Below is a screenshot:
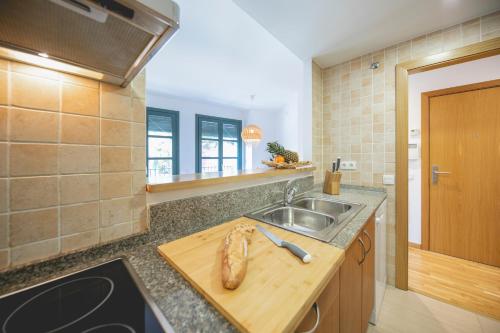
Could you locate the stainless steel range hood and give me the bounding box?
[0,0,179,87]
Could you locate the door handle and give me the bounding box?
[357,238,366,265]
[432,165,451,184]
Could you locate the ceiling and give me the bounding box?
[233,0,500,68]
[145,0,304,111]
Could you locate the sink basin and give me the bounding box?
[245,196,365,242]
[262,206,337,232]
[293,197,353,217]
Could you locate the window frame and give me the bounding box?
[146,107,180,177]
[195,114,243,173]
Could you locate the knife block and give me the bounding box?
[323,171,342,195]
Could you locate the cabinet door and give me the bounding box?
[296,272,340,333]
[361,215,375,333]
[339,236,363,333]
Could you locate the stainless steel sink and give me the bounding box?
[262,206,337,232]
[246,196,365,242]
[293,197,354,216]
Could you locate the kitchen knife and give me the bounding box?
[336,157,341,171]
[256,225,312,263]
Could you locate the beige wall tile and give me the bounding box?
[102,82,131,97]
[101,147,131,172]
[0,70,7,106]
[131,147,146,171]
[59,145,99,174]
[100,173,131,199]
[131,71,146,99]
[61,73,99,89]
[61,202,99,235]
[0,214,7,249]
[132,218,148,234]
[0,179,6,213]
[10,144,58,176]
[462,18,480,45]
[100,198,131,227]
[61,230,98,253]
[131,123,145,147]
[61,114,99,144]
[9,208,58,246]
[11,73,59,111]
[132,171,146,195]
[131,195,146,220]
[0,143,6,177]
[100,222,132,243]
[0,59,7,70]
[62,83,99,116]
[101,93,131,121]
[101,119,131,146]
[131,98,145,123]
[10,177,58,211]
[10,108,59,143]
[0,249,8,269]
[10,62,61,80]
[11,239,59,266]
[0,107,6,140]
[481,11,500,41]
[60,174,99,205]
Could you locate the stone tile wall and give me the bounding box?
[0,60,147,270]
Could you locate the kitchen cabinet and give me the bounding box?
[339,215,375,333]
[296,271,340,333]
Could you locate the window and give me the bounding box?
[146,108,179,180]
[196,115,242,173]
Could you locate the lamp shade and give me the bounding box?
[241,124,262,143]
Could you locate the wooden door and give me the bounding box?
[361,216,375,333]
[339,236,363,333]
[425,80,500,266]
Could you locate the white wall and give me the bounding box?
[147,92,287,174]
[245,108,284,168]
[408,55,500,244]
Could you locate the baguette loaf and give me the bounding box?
[221,223,255,290]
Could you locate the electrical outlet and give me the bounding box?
[383,174,395,185]
[340,161,357,170]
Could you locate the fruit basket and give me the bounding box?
[262,160,313,169]
[262,141,313,169]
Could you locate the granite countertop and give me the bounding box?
[0,185,386,332]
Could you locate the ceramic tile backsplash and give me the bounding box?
[0,60,146,271]
[313,10,500,285]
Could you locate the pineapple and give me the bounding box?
[283,150,299,163]
[266,141,299,163]
[266,141,286,159]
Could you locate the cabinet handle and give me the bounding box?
[357,238,366,265]
[363,230,372,254]
[298,302,320,333]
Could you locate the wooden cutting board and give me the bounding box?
[157,217,345,333]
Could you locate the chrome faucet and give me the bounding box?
[283,179,299,206]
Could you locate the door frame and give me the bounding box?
[420,79,500,250]
[395,37,500,290]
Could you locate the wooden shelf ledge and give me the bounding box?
[146,167,316,193]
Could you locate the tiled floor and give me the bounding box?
[367,286,500,333]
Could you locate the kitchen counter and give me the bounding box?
[0,185,386,332]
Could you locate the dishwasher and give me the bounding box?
[370,199,387,324]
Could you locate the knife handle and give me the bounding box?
[282,241,312,263]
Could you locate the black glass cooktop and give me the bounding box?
[0,258,173,333]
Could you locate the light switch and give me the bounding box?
[383,174,395,185]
